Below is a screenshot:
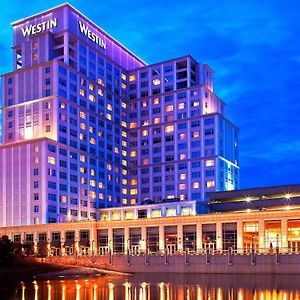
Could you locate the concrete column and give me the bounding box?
[108,227,113,253]
[60,230,65,256]
[216,222,223,252]
[237,221,243,253]
[74,229,80,256]
[159,225,165,253]
[33,231,38,256]
[124,227,130,255]
[281,218,288,252]
[90,227,97,255]
[177,224,183,252]
[196,223,203,253]
[258,219,265,252]
[141,225,147,252]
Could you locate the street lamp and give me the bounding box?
[251,234,254,252]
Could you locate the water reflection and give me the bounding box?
[3,274,300,300]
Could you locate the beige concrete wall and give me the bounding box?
[47,252,300,275]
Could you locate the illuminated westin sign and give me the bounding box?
[78,20,106,49]
[21,18,58,37]
[20,17,106,50]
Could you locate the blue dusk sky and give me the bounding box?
[0,0,299,189]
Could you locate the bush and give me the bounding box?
[0,235,15,266]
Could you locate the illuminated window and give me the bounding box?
[122,102,126,109]
[130,199,136,205]
[142,129,148,136]
[121,83,126,89]
[122,160,127,167]
[206,180,215,188]
[179,194,185,201]
[98,131,104,137]
[131,179,137,185]
[90,191,96,199]
[89,126,94,133]
[178,103,185,109]
[122,141,127,147]
[99,193,104,200]
[181,207,192,216]
[142,158,149,165]
[130,122,137,129]
[165,125,174,133]
[34,146,39,152]
[206,160,214,167]
[79,133,86,141]
[111,211,121,220]
[192,131,200,138]
[179,133,186,140]
[34,157,39,164]
[106,113,112,120]
[192,101,200,107]
[179,183,186,190]
[180,173,186,180]
[152,78,161,85]
[60,195,67,203]
[98,89,104,96]
[107,103,112,111]
[151,209,161,218]
[98,78,104,86]
[89,94,95,102]
[130,189,138,195]
[153,98,160,105]
[89,84,95,90]
[122,169,127,175]
[129,75,136,82]
[90,180,96,187]
[90,169,95,176]
[99,182,105,189]
[48,156,56,165]
[60,103,66,109]
[153,117,160,124]
[80,167,86,173]
[121,74,127,80]
[33,54,38,61]
[193,182,200,189]
[130,151,136,157]
[79,89,85,97]
[107,164,112,171]
[122,179,127,185]
[122,150,127,156]
[81,177,86,184]
[142,101,148,107]
[165,105,173,112]
[141,120,149,126]
[125,211,134,219]
[80,155,86,162]
[180,153,186,160]
[166,208,176,217]
[122,121,127,128]
[80,111,86,119]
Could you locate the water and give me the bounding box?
[1,274,300,300]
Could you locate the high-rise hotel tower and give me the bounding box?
[0,4,239,226]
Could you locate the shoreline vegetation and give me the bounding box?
[0,234,129,280]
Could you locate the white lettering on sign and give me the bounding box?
[21,18,58,37]
[78,20,106,50]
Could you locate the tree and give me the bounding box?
[0,235,15,266]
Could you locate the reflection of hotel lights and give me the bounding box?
[286,205,291,211]
[285,193,291,200]
[245,196,251,203]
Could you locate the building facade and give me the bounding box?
[0,3,239,227]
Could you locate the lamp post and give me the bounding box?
[251,234,254,253]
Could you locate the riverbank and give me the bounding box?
[0,257,131,280]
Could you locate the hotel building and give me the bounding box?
[0,3,239,227]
